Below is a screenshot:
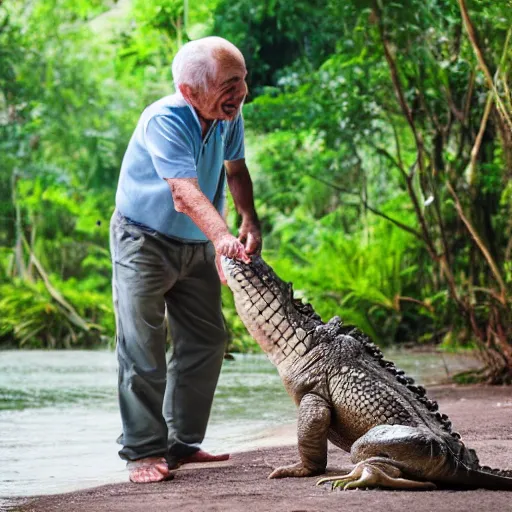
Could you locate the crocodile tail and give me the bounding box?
[457,467,512,490]
[446,441,512,490]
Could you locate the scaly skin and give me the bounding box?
[221,256,512,491]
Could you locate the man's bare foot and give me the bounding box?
[179,449,230,465]
[127,456,172,483]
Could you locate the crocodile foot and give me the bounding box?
[269,462,324,479]
[316,460,436,491]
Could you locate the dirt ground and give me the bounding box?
[10,384,512,512]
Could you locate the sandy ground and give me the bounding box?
[9,384,512,512]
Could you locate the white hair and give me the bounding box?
[172,36,244,92]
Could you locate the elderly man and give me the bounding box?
[110,36,261,483]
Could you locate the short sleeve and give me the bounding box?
[145,115,197,179]
[224,114,245,161]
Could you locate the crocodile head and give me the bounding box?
[221,255,322,365]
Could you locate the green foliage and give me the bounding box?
[212,0,340,93]
[0,0,131,348]
[0,276,112,348]
[263,206,436,344]
[0,0,511,376]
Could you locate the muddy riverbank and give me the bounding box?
[11,384,512,512]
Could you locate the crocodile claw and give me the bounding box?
[316,461,436,491]
[269,463,323,479]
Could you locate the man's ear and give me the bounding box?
[179,84,196,104]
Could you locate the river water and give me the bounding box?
[0,349,481,503]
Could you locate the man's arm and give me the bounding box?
[166,177,250,262]
[224,159,261,254]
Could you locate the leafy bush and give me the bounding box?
[0,278,112,348]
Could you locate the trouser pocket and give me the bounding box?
[112,220,145,264]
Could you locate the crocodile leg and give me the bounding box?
[269,393,331,478]
[317,425,443,490]
[317,457,436,490]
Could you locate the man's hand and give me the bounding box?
[213,233,251,262]
[215,254,227,284]
[238,220,262,255]
[213,233,250,285]
[165,178,254,282]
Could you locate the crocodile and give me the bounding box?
[221,255,512,490]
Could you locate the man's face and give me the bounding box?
[184,49,248,122]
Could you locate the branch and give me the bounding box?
[388,116,404,171]
[372,1,438,260]
[21,237,91,331]
[371,145,405,177]
[372,1,425,161]
[11,169,27,280]
[444,84,465,123]
[393,295,435,313]
[302,172,359,197]
[446,181,507,303]
[362,201,423,240]
[500,30,512,114]
[457,0,494,88]
[458,0,512,131]
[418,83,442,133]
[505,234,512,263]
[468,92,493,187]
[463,70,475,124]
[304,169,422,239]
[472,287,509,305]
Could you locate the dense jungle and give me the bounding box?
[1,0,511,383]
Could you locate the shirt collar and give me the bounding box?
[175,90,226,135]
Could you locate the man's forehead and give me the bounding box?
[213,47,246,76]
[220,75,245,86]
[213,45,244,64]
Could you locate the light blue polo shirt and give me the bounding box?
[115,92,245,242]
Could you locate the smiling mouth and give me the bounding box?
[222,103,238,115]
